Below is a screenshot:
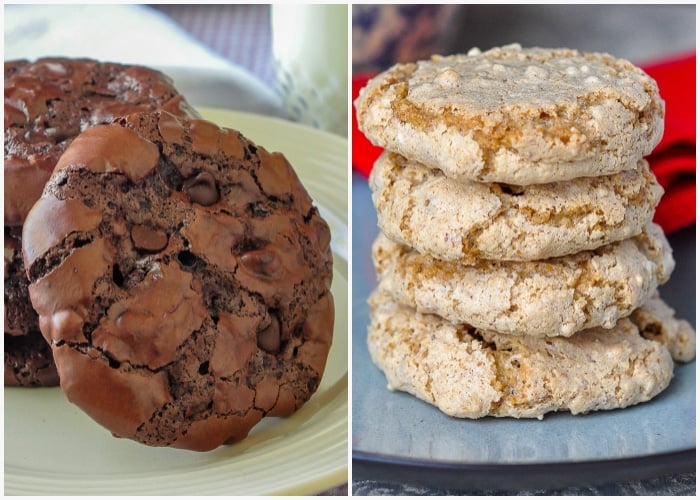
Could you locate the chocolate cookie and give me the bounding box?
[5,227,59,386]
[4,58,199,387]
[4,329,60,387]
[22,111,334,451]
[5,57,198,226]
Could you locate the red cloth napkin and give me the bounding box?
[351,53,696,234]
[642,53,696,233]
[352,72,384,179]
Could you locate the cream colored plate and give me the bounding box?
[4,109,349,495]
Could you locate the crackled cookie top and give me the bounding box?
[370,151,662,262]
[4,57,199,226]
[367,290,674,419]
[4,59,199,384]
[5,227,59,387]
[373,223,673,337]
[355,44,664,184]
[22,111,334,451]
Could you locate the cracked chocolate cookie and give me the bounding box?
[367,290,675,419]
[355,43,664,185]
[5,229,59,386]
[370,151,663,262]
[373,223,674,337]
[4,331,59,387]
[21,111,334,451]
[5,57,198,226]
[5,58,199,387]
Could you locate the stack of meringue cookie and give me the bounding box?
[355,44,695,419]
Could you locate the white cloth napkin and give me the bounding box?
[4,4,285,117]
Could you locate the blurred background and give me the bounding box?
[153,4,348,136]
[5,4,348,137]
[151,4,276,89]
[353,4,695,73]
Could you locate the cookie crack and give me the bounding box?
[244,151,282,208]
[459,203,508,263]
[252,383,281,416]
[55,339,163,373]
[26,230,97,282]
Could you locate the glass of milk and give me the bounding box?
[271,4,348,137]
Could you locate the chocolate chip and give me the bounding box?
[183,171,219,206]
[157,159,184,190]
[130,224,168,253]
[176,250,197,268]
[257,316,280,353]
[112,264,125,287]
[240,249,281,278]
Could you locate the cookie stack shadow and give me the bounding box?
[355,44,695,419]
